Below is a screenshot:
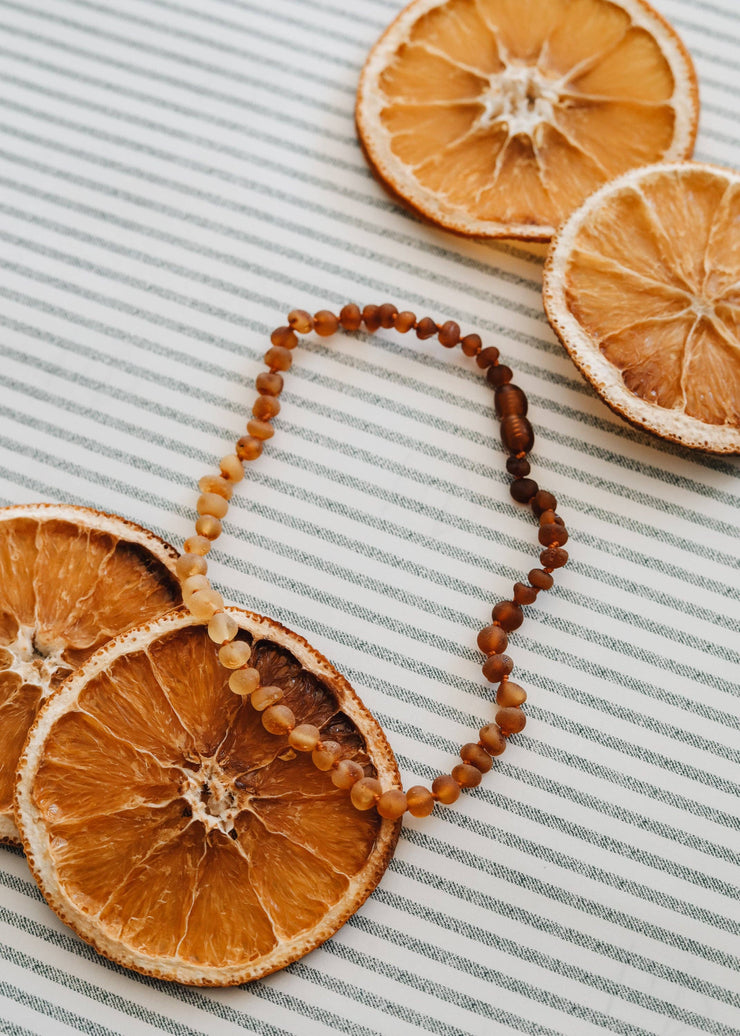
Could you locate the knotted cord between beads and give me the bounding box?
[175,304,569,821]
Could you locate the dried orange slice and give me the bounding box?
[543,162,740,453]
[15,608,400,985]
[356,0,698,239]
[0,504,181,844]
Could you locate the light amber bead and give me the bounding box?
[482,653,513,682]
[264,346,292,371]
[219,454,244,482]
[182,574,210,599]
[312,740,341,771]
[513,581,538,605]
[314,310,339,336]
[529,568,554,590]
[195,515,221,540]
[350,777,382,810]
[251,684,283,711]
[461,333,481,357]
[199,474,233,500]
[183,535,212,556]
[362,304,381,332]
[452,763,482,788]
[377,789,407,819]
[256,371,283,396]
[461,743,493,773]
[477,624,508,655]
[288,308,313,333]
[475,346,499,368]
[187,587,223,619]
[331,759,364,789]
[218,640,252,669]
[229,667,261,697]
[415,316,437,339]
[208,611,238,644]
[271,326,298,349]
[479,723,506,755]
[339,303,362,330]
[438,320,460,347]
[406,785,434,817]
[197,492,228,519]
[247,419,274,441]
[491,600,524,632]
[252,395,280,422]
[496,681,527,707]
[432,774,460,804]
[289,724,321,752]
[378,303,398,329]
[176,553,207,579]
[236,436,263,461]
[496,706,526,735]
[263,704,295,734]
[395,310,416,333]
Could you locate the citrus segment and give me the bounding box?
[0,504,180,843]
[16,609,401,985]
[356,0,698,238]
[544,163,740,452]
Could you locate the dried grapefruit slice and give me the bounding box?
[543,162,740,453]
[0,504,181,844]
[356,0,698,239]
[15,608,400,985]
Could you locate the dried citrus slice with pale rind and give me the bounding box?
[15,608,401,986]
[543,162,740,454]
[356,0,698,239]
[0,504,181,844]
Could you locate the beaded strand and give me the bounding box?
[175,304,569,822]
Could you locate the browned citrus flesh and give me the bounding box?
[15,609,401,985]
[0,504,181,844]
[543,162,740,453]
[356,0,698,239]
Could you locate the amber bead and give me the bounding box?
[362,304,382,332]
[264,346,292,372]
[461,333,481,357]
[236,436,262,461]
[513,581,538,605]
[475,346,499,368]
[314,310,339,337]
[195,515,221,540]
[256,371,283,396]
[395,310,416,333]
[229,667,260,697]
[339,303,362,330]
[501,414,534,455]
[476,624,508,655]
[539,523,568,547]
[479,723,506,755]
[496,681,527,707]
[496,706,526,735]
[406,785,435,817]
[270,326,298,350]
[312,740,341,771]
[494,384,528,418]
[524,571,551,595]
[288,724,321,752]
[288,308,313,333]
[540,547,568,569]
[510,478,538,503]
[460,743,493,773]
[199,474,233,500]
[487,364,513,388]
[331,759,364,789]
[415,316,437,340]
[491,600,524,631]
[538,509,556,526]
[245,419,273,441]
[220,454,244,483]
[506,456,530,478]
[218,640,252,669]
[452,763,482,788]
[252,394,280,421]
[176,553,207,579]
[532,490,557,517]
[378,303,398,329]
[251,684,283,711]
[432,774,460,804]
[482,653,513,682]
[263,704,295,734]
[197,492,228,518]
[183,535,211,556]
[438,320,460,347]
[351,777,382,811]
[377,789,408,820]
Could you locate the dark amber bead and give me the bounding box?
[479,723,506,755]
[438,320,461,347]
[540,547,568,569]
[362,304,382,332]
[264,346,292,372]
[378,303,398,329]
[496,681,527,707]
[476,624,508,654]
[501,415,534,454]
[314,310,339,337]
[539,523,568,547]
[487,364,513,387]
[491,600,524,631]
[513,581,538,605]
[538,509,556,526]
[475,346,499,368]
[288,309,313,333]
[461,742,493,773]
[339,303,362,330]
[529,568,554,590]
[461,333,481,357]
[532,490,557,516]
[236,436,263,461]
[496,706,526,734]
[510,478,538,503]
[416,316,437,340]
[271,326,298,349]
[494,384,528,418]
[506,456,530,478]
[395,310,416,333]
[482,653,513,682]
[253,394,281,421]
[256,371,283,396]
[432,774,460,804]
[452,763,482,788]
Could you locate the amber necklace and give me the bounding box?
[174,303,569,821]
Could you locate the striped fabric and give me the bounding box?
[0,0,738,1033]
